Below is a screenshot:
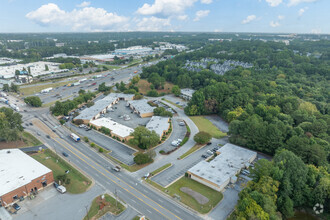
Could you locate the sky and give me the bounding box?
[0,0,328,33]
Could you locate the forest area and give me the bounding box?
[141,39,330,219]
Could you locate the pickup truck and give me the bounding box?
[112,165,121,172]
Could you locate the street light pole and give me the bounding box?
[85,205,89,220]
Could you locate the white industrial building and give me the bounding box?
[187,143,257,192]
[180,88,195,100]
[90,118,134,141]
[0,61,64,79]
[146,116,170,139]
[74,93,134,123]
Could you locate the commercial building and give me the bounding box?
[146,116,170,139]
[180,88,195,100]
[187,143,257,192]
[0,61,63,79]
[127,99,155,118]
[114,46,152,55]
[74,93,134,123]
[90,118,134,141]
[0,149,54,207]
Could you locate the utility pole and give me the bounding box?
[85,205,89,220]
[115,188,118,208]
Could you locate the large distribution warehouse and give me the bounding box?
[0,149,54,207]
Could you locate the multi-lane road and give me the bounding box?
[20,106,202,220]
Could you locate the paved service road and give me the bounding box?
[24,111,202,220]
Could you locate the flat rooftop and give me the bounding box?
[127,99,155,115]
[188,143,257,188]
[75,93,134,120]
[0,149,52,197]
[181,88,196,97]
[91,118,134,138]
[146,116,169,137]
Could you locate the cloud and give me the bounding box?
[288,0,317,7]
[201,0,213,4]
[177,15,188,20]
[134,16,171,31]
[270,21,280,27]
[193,10,210,21]
[242,15,257,24]
[265,0,282,7]
[278,15,285,20]
[76,1,90,8]
[136,0,197,17]
[298,7,308,16]
[26,3,129,31]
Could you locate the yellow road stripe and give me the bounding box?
[53,138,182,220]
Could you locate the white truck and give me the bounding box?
[73,82,80,86]
[41,87,53,93]
[56,185,67,194]
[70,133,80,142]
[9,103,19,111]
[0,92,7,97]
[79,78,87,83]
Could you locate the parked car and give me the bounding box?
[46,135,51,139]
[179,121,185,126]
[206,142,212,145]
[13,203,21,211]
[62,152,69,157]
[29,122,33,125]
[201,155,207,158]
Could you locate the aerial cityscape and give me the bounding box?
[0,1,329,220]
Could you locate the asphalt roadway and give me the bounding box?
[20,108,202,220]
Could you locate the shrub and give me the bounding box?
[134,153,152,165]
[59,119,65,125]
[159,150,165,154]
[90,142,95,148]
[146,90,158,97]
[194,131,212,144]
[83,137,89,142]
[98,147,104,153]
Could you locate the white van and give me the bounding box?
[56,185,67,194]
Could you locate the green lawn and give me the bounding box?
[190,116,227,139]
[162,99,183,109]
[98,64,121,70]
[150,163,171,176]
[32,149,91,194]
[22,131,42,147]
[179,144,204,159]
[20,80,76,96]
[146,177,223,214]
[84,194,126,220]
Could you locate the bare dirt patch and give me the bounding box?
[0,140,26,149]
[180,187,209,205]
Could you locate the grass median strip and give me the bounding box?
[162,98,182,109]
[31,149,91,194]
[189,116,226,139]
[84,194,126,220]
[179,144,204,159]
[150,163,171,176]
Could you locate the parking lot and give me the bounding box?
[156,117,187,154]
[151,138,228,187]
[13,184,104,220]
[104,100,150,128]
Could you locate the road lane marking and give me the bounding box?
[52,138,181,220]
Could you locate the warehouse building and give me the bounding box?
[146,116,170,139]
[187,143,257,192]
[0,149,54,207]
[127,99,155,118]
[90,118,134,141]
[180,88,195,100]
[74,93,134,123]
